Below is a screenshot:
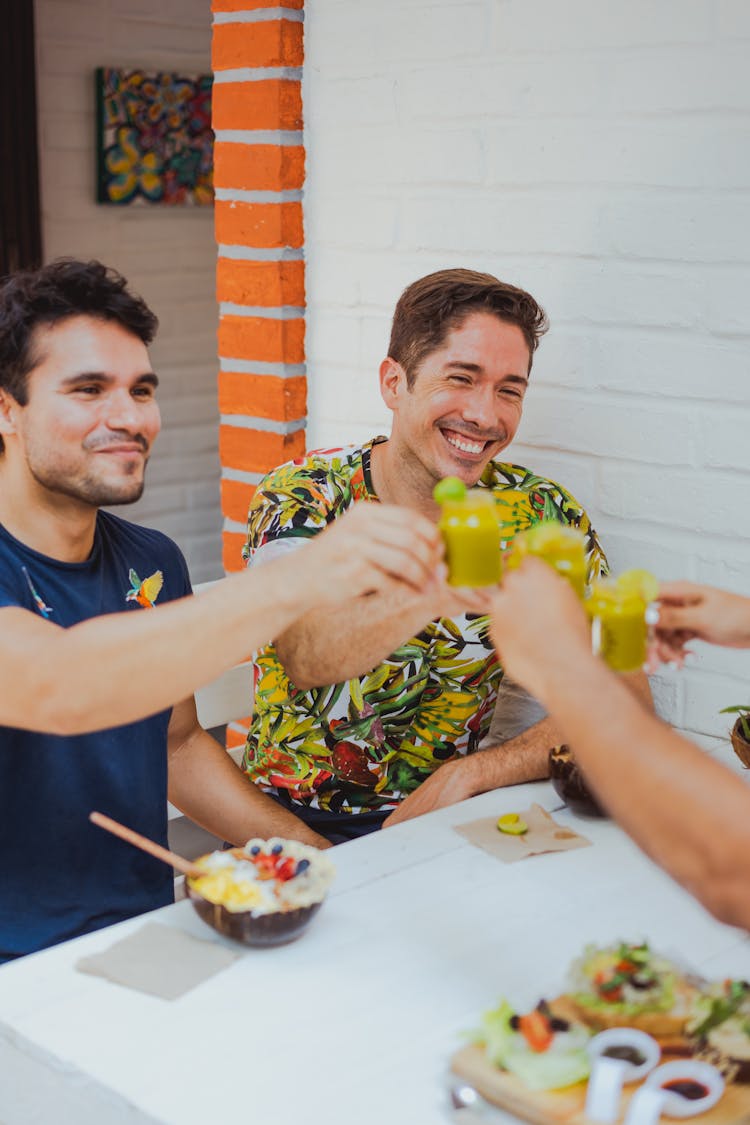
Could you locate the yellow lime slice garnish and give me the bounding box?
[433,476,467,505]
[617,568,659,603]
[496,813,528,835]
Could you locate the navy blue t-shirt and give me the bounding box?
[0,511,192,962]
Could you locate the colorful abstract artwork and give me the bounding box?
[95,68,213,206]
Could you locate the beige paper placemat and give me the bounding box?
[454,803,591,863]
[76,921,241,1000]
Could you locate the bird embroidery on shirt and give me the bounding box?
[126,568,164,609]
[22,567,53,618]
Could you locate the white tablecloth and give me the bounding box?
[1,781,748,1125]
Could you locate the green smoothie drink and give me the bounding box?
[434,478,502,587]
[585,571,657,672]
[505,520,587,598]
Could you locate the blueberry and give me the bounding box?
[296,859,310,873]
[250,845,261,855]
[271,844,283,855]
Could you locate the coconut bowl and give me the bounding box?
[549,744,607,818]
[184,838,334,948]
[731,719,750,769]
[185,882,324,947]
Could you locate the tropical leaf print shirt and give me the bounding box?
[241,438,607,817]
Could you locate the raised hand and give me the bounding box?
[656,581,750,656]
[301,501,444,604]
[431,580,495,619]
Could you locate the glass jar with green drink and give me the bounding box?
[504,520,588,599]
[434,478,502,587]
[585,574,654,673]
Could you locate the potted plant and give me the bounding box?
[720,705,750,768]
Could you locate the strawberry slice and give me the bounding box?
[518,1010,554,1052]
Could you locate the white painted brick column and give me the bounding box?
[303,0,750,741]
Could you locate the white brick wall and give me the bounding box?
[304,0,750,740]
[34,0,223,582]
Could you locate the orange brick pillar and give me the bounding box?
[212,0,307,575]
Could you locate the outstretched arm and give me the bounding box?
[489,560,750,931]
[0,503,443,735]
[276,580,486,689]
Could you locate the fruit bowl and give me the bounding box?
[185,838,334,948]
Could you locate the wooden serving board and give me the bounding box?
[450,1045,750,1125]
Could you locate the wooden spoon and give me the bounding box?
[89,810,206,879]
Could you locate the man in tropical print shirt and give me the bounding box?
[242,269,652,842]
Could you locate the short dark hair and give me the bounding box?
[388,268,548,387]
[0,258,158,450]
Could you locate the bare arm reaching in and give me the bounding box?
[276,579,486,689]
[488,560,750,931]
[0,503,443,735]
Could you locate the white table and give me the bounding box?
[1,781,748,1125]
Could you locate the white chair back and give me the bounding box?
[192,580,254,729]
[195,660,254,730]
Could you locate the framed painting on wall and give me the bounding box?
[95,67,213,206]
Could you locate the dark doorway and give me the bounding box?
[0,0,43,276]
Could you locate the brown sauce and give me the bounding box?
[662,1079,709,1101]
[602,1046,646,1066]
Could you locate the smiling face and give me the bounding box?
[0,315,161,507]
[380,311,530,491]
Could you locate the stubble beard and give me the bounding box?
[27,454,147,507]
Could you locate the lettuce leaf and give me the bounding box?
[474,1000,590,1092]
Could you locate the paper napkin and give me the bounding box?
[454,802,591,863]
[76,921,241,1000]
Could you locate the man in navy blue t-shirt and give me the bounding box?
[0,259,444,961]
